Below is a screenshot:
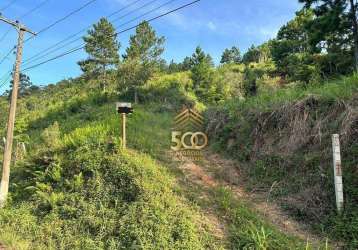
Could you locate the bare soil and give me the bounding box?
[176,151,331,247]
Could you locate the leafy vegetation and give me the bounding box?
[0,86,218,249]
[1,1,358,248]
[206,75,358,248]
[0,82,311,249]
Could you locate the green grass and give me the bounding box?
[0,75,336,249]
[0,118,214,249]
[0,86,218,249]
[212,187,328,250]
[223,74,358,113]
[207,74,358,248]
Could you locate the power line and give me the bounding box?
[0,76,11,90]
[0,71,10,84]
[24,0,98,43]
[1,0,133,81]
[0,0,51,45]
[0,46,15,67]
[0,0,97,66]
[22,0,152,66]
[0,0,18,12]
[0,65,13,90]
[113,0,177,27]
[0,28,12,44]
[0,71,12,90]
[19,0,51,20]
[23,0,178,67]
[22,0,200,72]
[0,46,15,65]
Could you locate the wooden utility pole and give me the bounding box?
[0,15,36,208]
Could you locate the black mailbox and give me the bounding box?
[116,102,133,114]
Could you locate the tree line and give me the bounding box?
[3,0,358,102]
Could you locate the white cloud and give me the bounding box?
[207,21,216,31]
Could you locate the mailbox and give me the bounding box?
[116,102,133,114]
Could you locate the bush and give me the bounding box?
[139,72,196,107]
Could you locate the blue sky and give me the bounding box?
[0,0,301,91]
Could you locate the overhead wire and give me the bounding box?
[0,71,12,90]
[0,46,15,65]
[21,0,154,66]
[1,0,201,91]
[24,0,98,43]
[0,0,98,66]
[22,0,200,72]
[0,0,137,90]
[22,0,178,67]
[0,0,51,45]
[0,0,19,12]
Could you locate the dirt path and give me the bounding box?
[176,160,228,244]
[176,151,327,247]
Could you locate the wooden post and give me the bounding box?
[116,102,132,149]
[122,113,126,149]
[332,134,344,213]
[0,16,36,208]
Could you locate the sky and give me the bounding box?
[0,0,302,92]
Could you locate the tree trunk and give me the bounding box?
[349,0,358,72]
[134,88,138,104]
[102,65,107,93]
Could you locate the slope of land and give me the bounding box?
[0,78,322,249]
[206,75,358,249]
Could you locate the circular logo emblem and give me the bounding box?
[181,132,208,150]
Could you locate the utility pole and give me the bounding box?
[0,15,36,208]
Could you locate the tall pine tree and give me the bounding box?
[190,46,215,101]
[220,46,241,64]
[299,0,358,71]
[78,18,120,90]
[119,21,165,103]
[5,73,34,100]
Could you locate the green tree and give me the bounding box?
[78,18,120,91]
[242,45,261,64]
[243,66,258,97]
[220,46,241,64]
[190,46,215,101]
[181,56,194,71]
[167,60,182,73]
[6,73,35,99]
[191,46,214,67]
[299,0,358,71]
[270,9,316,79]
[119,21,165,103]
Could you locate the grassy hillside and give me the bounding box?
[0,84,215,249]
[0,77,318,249]
[206,75,358,248]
